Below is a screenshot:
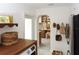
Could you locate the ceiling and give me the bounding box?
[0,3,78,10]
[0,3,75,10]
[20,3,74,9]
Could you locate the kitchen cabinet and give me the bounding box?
[0,39,37,55]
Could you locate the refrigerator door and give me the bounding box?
[73,15,79,55]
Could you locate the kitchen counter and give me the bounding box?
[0,39,37,55]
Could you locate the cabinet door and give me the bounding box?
[20,49,31,55]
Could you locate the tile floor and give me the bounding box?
[38,38,51,55]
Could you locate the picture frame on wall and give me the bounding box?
[0,16,13,23]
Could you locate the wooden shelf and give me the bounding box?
[0,23,18,28]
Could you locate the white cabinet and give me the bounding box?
[20,44,36,55]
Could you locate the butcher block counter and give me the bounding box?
[0,39,37,55]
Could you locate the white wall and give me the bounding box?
[35,6,73,54]
[0,4,35,39]
[0,11,25,39]
[72,4,79,15]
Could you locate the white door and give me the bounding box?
[25,18,32,40]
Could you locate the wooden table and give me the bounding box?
[0,39,37,55]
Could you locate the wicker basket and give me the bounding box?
[1,32,18,46]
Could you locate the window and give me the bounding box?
[25,18,32,39]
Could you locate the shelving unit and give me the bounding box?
[38,15,50,45]
[0,23,18,28]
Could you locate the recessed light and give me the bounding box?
[48,3,54,6]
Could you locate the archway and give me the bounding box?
[37,15,51,55]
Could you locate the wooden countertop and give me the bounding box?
[0,39,37,55]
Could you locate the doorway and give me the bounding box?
[25,18,32,39]
[37,15,51,55]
